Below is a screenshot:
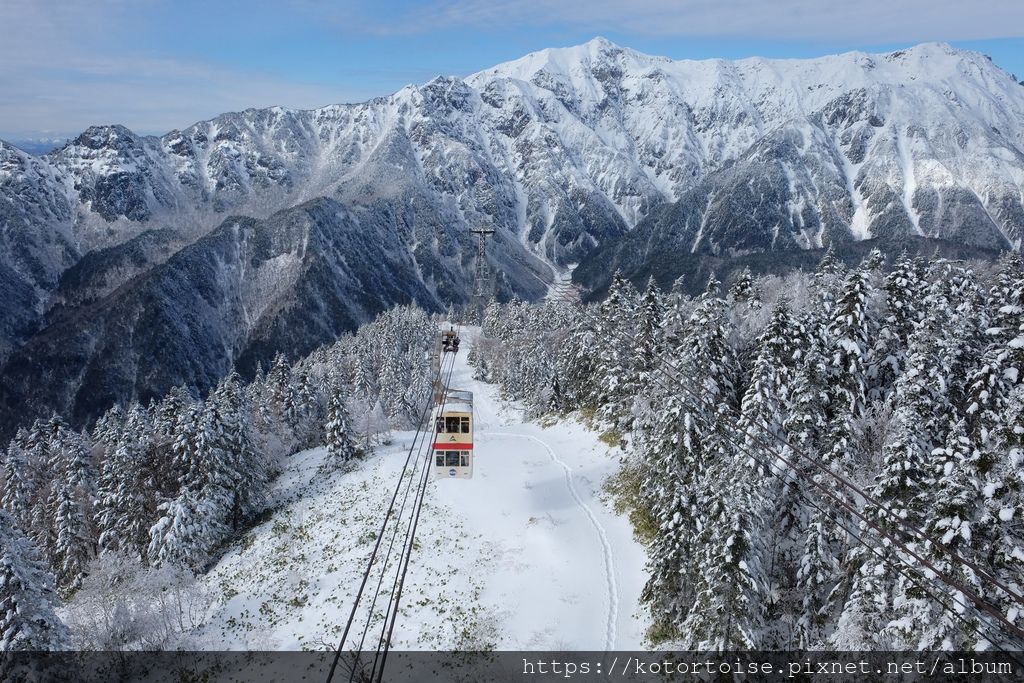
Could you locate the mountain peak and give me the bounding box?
[68,124,142,152]
[469,35,665,83]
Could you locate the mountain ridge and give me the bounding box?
[1,38,1023,437]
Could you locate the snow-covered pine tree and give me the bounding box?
[874,253,928,393]
[816,242,845,277]
[794,507,841,648]
[153,386,191,439]
[543,371,564,414]
[988,251,1024,347]
[679,470,767,649]
[874,309,950,533]
[967,275,1024,447]
[972,382,1024,641]
[639,291,739,637]
[95,437,149,559]
[325,384,358,468]
[21,419,56,557]
[206,372,265,529]
[886,418,983,650]
[811,243,847,331]
[785,315,846,644]
[265,353,294,425]
[738,299,800,474]
[0,510,71,651]
[293,364,324,446]
[936,266,988,412]
[661,276,692,350]
[830,555,889,649]
[38,424,97,593]
[824,266,875,463]
[728,266,761,309]
[555,323,599,412]
[50,481,90,593]
[861,247,885,273]
[147,487,223,571]
[735,298,811,644]
[880,266,983,481]
[634,278,664,382]
[596,272,639,428]
[90,404,125,451]
[704,271,721,298]
[1,430,35,530]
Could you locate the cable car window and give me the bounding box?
[445,416,461,433]
[460,417,470,433]
[444,451,460,467]
[435,454,444,466]
[436,417,444,433]
[460,454,469,467]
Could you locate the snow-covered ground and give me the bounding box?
[194,331,648,650]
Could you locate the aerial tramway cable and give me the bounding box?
[325,336,458,683]
[345,394,437,681]
[370,324,462,682]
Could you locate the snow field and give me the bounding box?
[194,338,649,650]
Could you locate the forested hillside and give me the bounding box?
[0,307,435,650]
[472,250,1024,649]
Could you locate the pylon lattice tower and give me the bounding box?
[469,228,495,323]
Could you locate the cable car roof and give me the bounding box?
[443,389,473,406]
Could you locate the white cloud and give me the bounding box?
[0,55,357,138]
[342,0,1024,42]
[0,0,362,138]
[2,0,1021,138]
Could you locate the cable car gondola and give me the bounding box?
[433,389,473,479]
[440,327,460,353]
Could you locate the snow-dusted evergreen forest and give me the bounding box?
[0,307,435,650]
[472,250,1024,650]
[4,247,1024,653]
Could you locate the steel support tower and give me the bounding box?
[469,228,495,323]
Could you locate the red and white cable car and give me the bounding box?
[433,389,473,479]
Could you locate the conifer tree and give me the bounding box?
[325,386,358,467]
[875,254,928,392]
[860,247,885,273]
[640,293,738,635]
[739,299,799,473]
[830,556,888,649]
[728,266,761,308]
[0,511,71,651]
[635,278,664,380]
[824,267,875,462]
[91,404,125,453]
[794,507,841,647]
[208,371,265,528]
[147,487,223,571]
[1,431,35,530]
[555,323,599,412]
[679,473,767,649]
[889,418,982,649]
[50,481,90,593]
[596,272,638,426]
[95,438,149,559]
[974,384,1024,638]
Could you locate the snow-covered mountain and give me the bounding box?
[2,38,1024,436]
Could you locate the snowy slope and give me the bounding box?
[193,331,648,650]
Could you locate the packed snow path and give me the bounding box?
[481,431,620,650]
[196,330,647,650]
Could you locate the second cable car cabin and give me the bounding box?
[433,389,473,479]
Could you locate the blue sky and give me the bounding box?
[2,0,1022,142]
